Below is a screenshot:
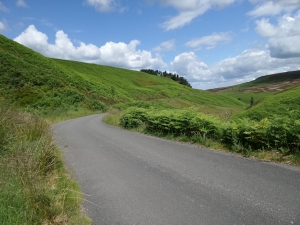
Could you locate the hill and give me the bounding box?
[0,34,244,119]
[234,85,300,120]
[209,70,300,105]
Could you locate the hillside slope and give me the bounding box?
[234,85,300,120]
[209,70,300,105]
[0,35,244,118]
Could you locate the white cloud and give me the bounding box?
[86,0,117,12]
[153,39,176,52]
[255,18,279,37]
[161,7,208,31]
[248,0,300,17]
[0,1,9,12]
[14,25,166,70]
[255,11,300,58]
[98,40,166,69]
[0,21,6,32]
[185,32,233,50]
[171,50,300,89]
[16,0,27,7]
[171,52,211,82]
[156,0,236,30]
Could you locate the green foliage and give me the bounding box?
[0,105,90,224]
[250,96,254,106]
[119,107,300,157]
[0,34,245,119]
[235,85,300,121]
[120,107,222,139]
[0,35,108,114]
[120,107,148,129]
[140,69,192,87]
[223,116,300,155]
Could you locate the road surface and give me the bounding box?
[53,114,300,225]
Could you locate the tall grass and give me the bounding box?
[0,105,91,224]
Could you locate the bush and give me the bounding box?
[120,107,148,128]
[120,107,222,139]
[223,116,300,154]
[119,107,300,156]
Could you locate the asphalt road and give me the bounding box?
[53,114,300,225]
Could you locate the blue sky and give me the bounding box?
[1,0,300,89]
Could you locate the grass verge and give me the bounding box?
[0,105,91,224]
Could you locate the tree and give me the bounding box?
[250,96,254,106]
[140,69,192,88]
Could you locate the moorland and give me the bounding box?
[1,34,299,224]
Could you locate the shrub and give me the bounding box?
[120,107,148,129]
[119,107,300,156]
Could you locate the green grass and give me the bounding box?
[222,92,273,105]
[211,70,300,104]
[234,85,300,121]
[0,105,91,224]
[0,34,244,224]
[0,34,245,119]
[1,32,299,224]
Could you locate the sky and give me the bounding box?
[1,0,300,90]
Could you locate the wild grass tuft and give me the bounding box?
[0,105,91,225]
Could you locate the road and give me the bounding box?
[53,114,300,225]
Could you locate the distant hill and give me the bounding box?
[207,70,300,120]
[208,70,300,105]
[0,34,244,118]
[234,85,300,120]
[210,70,300,93]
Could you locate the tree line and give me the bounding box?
[140,69,192,87]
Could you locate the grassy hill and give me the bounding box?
[1,34,299,224]
[234,85,300,120]
[0,34,244,120]
[209,70,300,105]
[207,70,300,121]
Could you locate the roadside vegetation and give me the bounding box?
[1,32,300,224]
[0,105,91,224]
[0,34,243,224]
[104,103,300,165]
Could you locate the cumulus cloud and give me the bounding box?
[155,0,236,30]
[14,25,166,70]
[16,0,27,7]
[171,52,209,82]
[171,50,300,89]
[0,1,9,12]
[255,11,300,58]
[248,0,300,17]
[86,0,119,12]
[0,21,6,32]
[153,39,176,52]
[185,32,233,50]
[99,40,166,69]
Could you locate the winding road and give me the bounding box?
[53,114,300,225]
